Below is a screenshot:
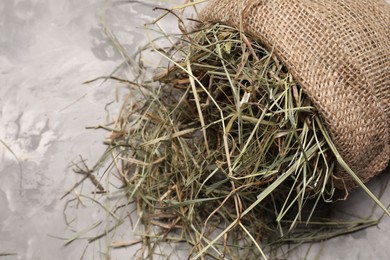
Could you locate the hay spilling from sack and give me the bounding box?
[96,22,371,258]
[69,2,390,258]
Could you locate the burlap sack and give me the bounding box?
[199,0,390,189]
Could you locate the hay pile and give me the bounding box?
[96,23,376,259]
[73,1,390,258]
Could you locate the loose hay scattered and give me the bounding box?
[68,4,390,259]
[95,23,355,258]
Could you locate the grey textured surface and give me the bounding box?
[0,0,389,259]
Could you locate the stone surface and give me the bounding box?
[0,0,389,259]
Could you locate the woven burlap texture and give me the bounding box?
[199,0,390,189]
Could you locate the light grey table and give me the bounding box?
[1,1,389,259]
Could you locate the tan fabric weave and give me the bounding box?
[199,0,390,189]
